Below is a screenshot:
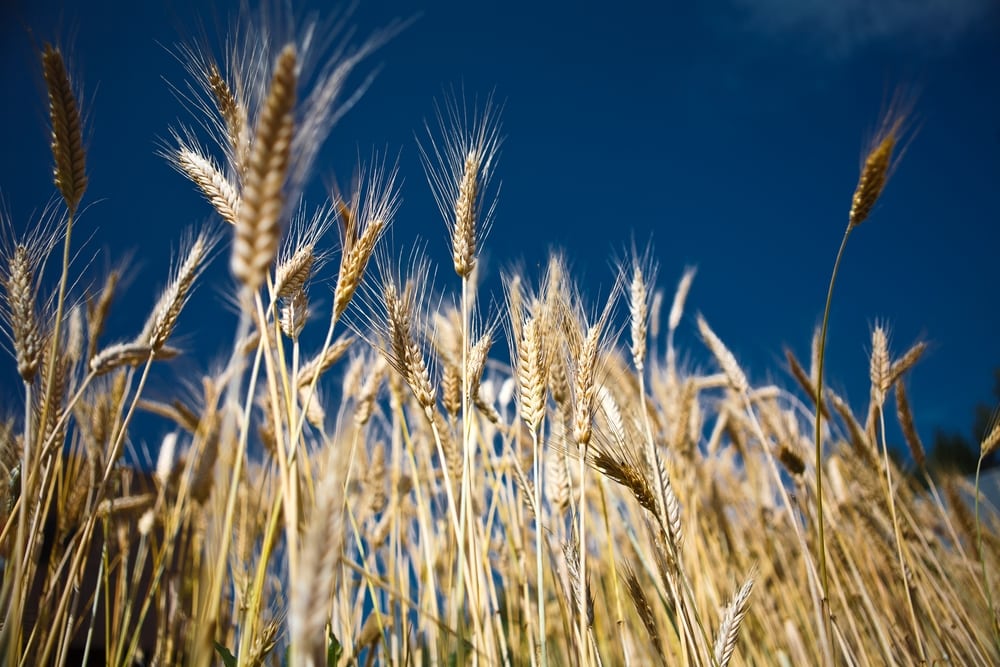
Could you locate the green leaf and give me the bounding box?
[327,630,343,666]
[213,641,238,667]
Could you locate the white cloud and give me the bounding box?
[730,0,995,54]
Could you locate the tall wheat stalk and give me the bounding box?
[813,105,907,617]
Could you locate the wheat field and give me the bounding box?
[1,9,999,667]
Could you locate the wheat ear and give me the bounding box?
[43,45,87,214]
[175,147,241,225]
[714,570,755,667]
[6,246,42,383]
[138,230,212,351]
[290,457,345,667]
[231,45,297,294]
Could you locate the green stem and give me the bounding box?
[814,226,853,602]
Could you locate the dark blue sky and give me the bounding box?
[2,1,999,448]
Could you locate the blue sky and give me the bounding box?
[1,0,998,452]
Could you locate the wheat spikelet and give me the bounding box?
[232,44,297,293]
[650,449,683,549]
[869,324,890,409]
[175,147,241,224]
[621,562,664,659]
[296,335,353,389]
[289,456,345,667]
[86,268,119,362]
[155,431,178,488]
[714,570,755,667]
[545,341,570,413]
[592,443,658,517]
[333,160,398,320]
[849,110,906,228]
[139,230,212,350]
[888,340,927,388]
[274,243,314,299]
[562,536,593,627]
[279,287,308,339]
[367,442,388,514]
[420,93,503,279]
[895,382,925,469]
[246,617,281,667]
[206,61,250,175]
[442,361,461,419]
[982,412,1000,459]
[384,280,436,411]
[849,135,893,227]
[546,435,572,513]
[298,386,326,428]
[517,314,547,432]
[668,267,696,334]
[90,342,178,375]
[829,389,870,453]
[353,356,386,428]
[573,324,602,447]
[42,44,87,213]
[464,331,492,401]
[697,315,749,395]
[65,304,83,366]
[6,245,42,382]
[778,442,806,477]
[629,261,649,372]
[452,150,481,277]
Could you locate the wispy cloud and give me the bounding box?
[730,0,995,54]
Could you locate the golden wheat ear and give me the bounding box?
[231,44,297,295]
[42,45,88,215]
[849,95,913,228]
[419,91,503,278]
[6,246,43,383]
